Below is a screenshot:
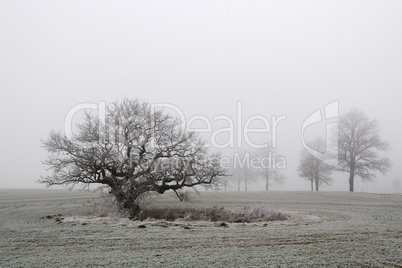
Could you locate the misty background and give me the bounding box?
[1,0,401,192]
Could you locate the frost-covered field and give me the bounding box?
[0,189,401,267]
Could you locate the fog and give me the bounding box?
[1,0,401,192]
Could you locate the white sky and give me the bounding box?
[1,0,401,192]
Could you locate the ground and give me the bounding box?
[0,189,401,267]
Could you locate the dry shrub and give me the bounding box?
[139,206,287,222]
[90,197,131,219]
[91,191,157,219]
[90,195,286,222]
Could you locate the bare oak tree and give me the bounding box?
[40,99,227,216]
[337,109,391,192]
[298,139,333,191]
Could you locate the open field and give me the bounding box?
[0,189,401,267]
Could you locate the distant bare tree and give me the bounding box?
[221,177,228,191]
[298,139,333,191]
[226,150,256,191]
[40,99,227,216]
[255,150,286,191]
[337,109,391,192]
[243,165,254,191]
[223,154,240,191]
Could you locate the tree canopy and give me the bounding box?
[337,109,391,191]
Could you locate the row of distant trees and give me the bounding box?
[39,99,391,215]
[222,110,391,192]
[222,150,286,192]
[298,109,391,192]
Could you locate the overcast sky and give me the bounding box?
[1,0,401,192]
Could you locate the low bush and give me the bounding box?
[90,197,286,222]
[138,206,287,222]
[90,198,131,219]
